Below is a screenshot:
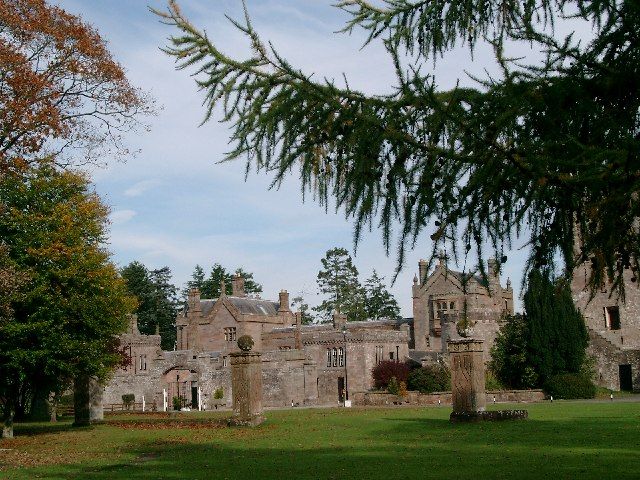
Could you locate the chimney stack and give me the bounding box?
[294,312,302,350]
[127,314,140,335]
[418,259,428,285]
[487,258,501,297]
[278,290,290,312]
[488,258,499,278]
[231,274,245,297]
[188,288,201,312]
[333,311,347,330]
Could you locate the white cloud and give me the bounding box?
[109,209,137,225]
[124,179,163,197]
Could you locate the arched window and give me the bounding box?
[332,348,338,367]
[338,347,344,367]
[326,349,332,367]
[450,301,455,310]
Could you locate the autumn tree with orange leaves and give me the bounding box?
[0,0,153,169]
[0,0,151,436]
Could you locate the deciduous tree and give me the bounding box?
[0,163,134,437]
[156,0,640,297]
[0,0,152,169]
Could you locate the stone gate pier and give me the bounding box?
[448,338,528,422]
[449,338,486,416]
[229,338,265,426]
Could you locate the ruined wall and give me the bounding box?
[572,266,640,346]
[571,264,640,390]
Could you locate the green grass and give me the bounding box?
[1,402,640,479]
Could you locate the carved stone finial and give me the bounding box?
[237,335,254,352]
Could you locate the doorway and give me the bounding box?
[191,384,198,409]
[338,377,345,403]
[619,364,633,391]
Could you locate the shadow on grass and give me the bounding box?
[13,420,78,436]
[28,414,640,480]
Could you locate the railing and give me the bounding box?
[105,402,154,412]
[56,405,75,416]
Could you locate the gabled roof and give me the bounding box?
[225,296,279,316]
[424,264,488,293]
[183,296,280,318]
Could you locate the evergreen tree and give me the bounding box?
[201,263,232,298]
[291,294,315,325]
[234,267,263,296]
[523,270,589,385]
[314,248,366,322]
[156,0,640,297]
[185,264,263,299]
[121,263,179,351]
[489,314,538,389]
[364,270,401,320]
[185,265,206,296]
[148,267,179,349]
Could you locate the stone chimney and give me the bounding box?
[438,250,447,268]
[294,312,302,350]
[220,279,227,297]
[278,290,290,312]
[231,274,245,297]
[418,259,428,285]
[333,312,347,331]
[127,314,140,335]
[187,288,201,313]
[487,258,501,296]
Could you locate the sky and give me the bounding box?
[48,0,591,316]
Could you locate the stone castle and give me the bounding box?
[104,257,639,409]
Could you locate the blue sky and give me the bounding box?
[50,0,582,315]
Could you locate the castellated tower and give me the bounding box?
[411,257,514,359]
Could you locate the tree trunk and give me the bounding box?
[73,375,91,427]
[2,408,14,439]
[49,392,57,423]
[29,389,51,422]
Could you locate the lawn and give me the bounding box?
[1,401,639,479]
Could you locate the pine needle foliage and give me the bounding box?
[154,0,640,297]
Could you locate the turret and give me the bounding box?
[487,258,502,297]
[418,259,428,285]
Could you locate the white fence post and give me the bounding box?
[163,389,168,412]
[142,395,146,412]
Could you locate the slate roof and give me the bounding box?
[191,296,278,316]
[226,296,279,316]
[445,269,489,288]
[270,317,412,333]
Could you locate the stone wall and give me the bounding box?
[352,389,545,406]
[587,328,640,391]
[571,264,640,390]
